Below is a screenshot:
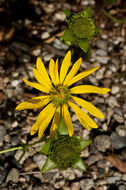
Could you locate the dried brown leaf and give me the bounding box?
[104,154,126,173]
[43,30,65,44]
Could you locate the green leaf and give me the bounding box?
[58,28,75,46]
[41,157,57,172]
[82,7,92,17]
[72,158,87,171]
[57,116,69,136]
[77,39,90,53]
[40,138,52,155]
[64,9,72,17]
[80,140,92,151]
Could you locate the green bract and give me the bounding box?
[41,135,92,172]
[40,117,92,172]
[58,7,101,53]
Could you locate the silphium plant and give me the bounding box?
[58,7,101,53]
[40,117,92,172]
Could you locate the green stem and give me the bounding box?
[18,151,26,164]
[0,146,23,154]
[102,8,126,24]
[0,139,45,155]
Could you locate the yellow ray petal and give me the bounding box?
[62,104,74,136]
[63,57,82,86]
[70,85,111,94]
[33,68,52,90]
[66,67,99,87]
[68,100,98,130]
[55,59,60,85]
[71,96,104,119]
[38,106,56,139]
[60,51,71,84]
[23,78,49,93]
[49,59,56,85]
[36,57,52,87]
[50,106,60,139]
[30,102,54,135]
[16,96,50,110]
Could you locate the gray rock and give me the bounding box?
[119,185,126,190]
[107,176,121,184]
[85,152,103,166]
[110,132,126,149]
[53,39,68,50]
[70,182,80,190]
[35,6,42,15]
[107,96,120,108]
[123,103,126,112]
[113,114,124,123]
[80,179,95,190]
[95,49,107,56]
[11,80,20,87]
[33,187,44,190]
[19,54,31,63]
[43,53,54,62]
[111,86,119,94]
[6,89,14,98]
[96,40,108,51]
[61,168,75,180]
[0,125,6,146]
[54,11,66,21]
[95,70,104,79]
[94,56,110,64]
[11,135,20,146]
[12,121,18,128]
[0,168,7,184]
[33,154,47,170]
[31,47,41,56]
[53,180,65,189]
[116,125,126,136]
[6,168,19,183]
[122,174,126,181]
[94,135,111,152]
[41,32,50,39]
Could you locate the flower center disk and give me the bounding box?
[70,16,95,39]
[50,85,70,106]
[49,136,81,169]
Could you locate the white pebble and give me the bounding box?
[111,86,119,94]
[11,80,19,87]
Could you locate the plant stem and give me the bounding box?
[0,146,23,154]
[102,8,126,24]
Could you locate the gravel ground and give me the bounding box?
[0,0,126,189]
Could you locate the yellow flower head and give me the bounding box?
[16,51,110,139]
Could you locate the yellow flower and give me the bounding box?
[16,51,110,139]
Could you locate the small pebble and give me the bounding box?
[41,31,50,39]
[111,86,119,94]
[113,114,124,123]
[6,168,19,183]
[12,121,18,128]
[61,168,75,180]
[94,135,111,152]
[116,125,126,136]
[11,80,19,87]
[96,40,108,50]
[54,11,66,21]
[80,179,94,190]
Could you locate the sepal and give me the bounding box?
[72,158,87,171]
[42,157,57,172]
[40,138,52,155]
